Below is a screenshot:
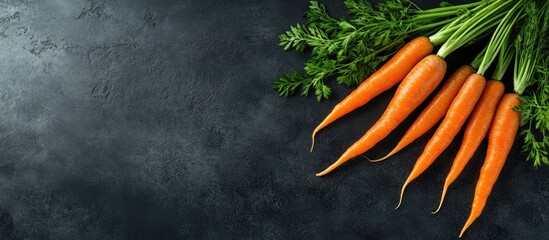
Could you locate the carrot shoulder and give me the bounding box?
[316,54,446,177]
[433,80,504,214]
[370,65,475,162]
[397,73,486,209]
[459,93,521,238]
[311,36,434,151]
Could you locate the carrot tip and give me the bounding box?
[459,214,477,239]
[367,154,391,163]
[315,171,326,177]
[367,148,398,163]
[316,161,337,176]
[395,181,408,210]
[310,132,317,153]
[395,177,410,210]
[432,186,448,214]
[360,155,376,163]
[316,154,349,177]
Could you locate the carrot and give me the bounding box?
[369,65,476,163]
[310,36,434,151]
[433,80,504,214]
[397,73,486,209]
[316,54,446,177]
[459,93,521,238]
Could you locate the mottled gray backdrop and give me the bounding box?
[0,0,548,239]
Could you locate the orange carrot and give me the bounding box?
[310,36,434,151]
[369,65,475,163]
[397,73,486,209]
[459,93,521,238]
[316,54,446,177]
[433,80,504,214]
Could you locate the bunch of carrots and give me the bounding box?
[278,0,549,237]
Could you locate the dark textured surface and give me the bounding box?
[0,0,548,239]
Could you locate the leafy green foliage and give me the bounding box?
[306,1,340,32]
[513,0,541,94]
[275,0,470,101]
[274,71,310,97]
[516,0,549,166]
[278,23,331,52]
[517,61,549,166]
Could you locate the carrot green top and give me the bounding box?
[514,0,549,166]
[275,0,482,101]
[434,0,518,59]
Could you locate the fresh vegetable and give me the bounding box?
[432,4,519,213]
[310,36,434,151]
[278,0,549,237]
[460,1,549,237]
[433,80,504,214]
[275,0,481,101]
[368,65,475,162]
[396,73,486,209]
[316,0,514,177]
[395,0,519,209]
[316,54,447,176]
[392,0,519,207]
[459,94,522,238]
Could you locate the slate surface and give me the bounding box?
[0,0,548,239]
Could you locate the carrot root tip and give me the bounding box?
[395,199,402,210]
[316,166,331,177]
[316,167,330,177]
[310,132,317,152]
[459,214,477,238]
[431,186,448,214]
[367,154,391,163]
[396,181,409,210]
[361,155,376,163]
[367,148,398,163]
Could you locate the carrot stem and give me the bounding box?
[419,1,482,14]
[437,0,516,58]
[477,3,524,75]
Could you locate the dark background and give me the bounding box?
[0,0,547,239]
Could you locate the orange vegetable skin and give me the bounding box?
[310,36,434,151]
[433,80,504,214]
[459,93,521,238]
[370,65,475,162]
[397,73,486,208]
[316,54,446,176]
